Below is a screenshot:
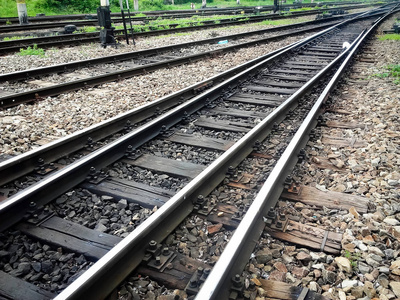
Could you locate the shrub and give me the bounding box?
[34,0,98,13]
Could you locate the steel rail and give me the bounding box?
[0,13,343,235]
[0,4,388,81]
[0,16,344,80]
[0,9,388,184]
[0,3,377,35]
[0,5,366,50]
[195,8,395,299]
[0,10,334,48]
[0,21,338,109]
[0,41,296,187]
[0,1,364,25]
[51,18,366,300]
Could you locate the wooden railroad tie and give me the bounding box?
[265,218,342,255]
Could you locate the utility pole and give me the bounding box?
[16,0,28,24]
[134,0,139,11]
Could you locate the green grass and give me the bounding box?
[75,26,98,33]
[378,33,400,41]
[18,44,45,56]
[374,64,400,84]
[3,36,26,41]
[343,250,361,271]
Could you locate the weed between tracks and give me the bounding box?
[74,26,98,33]
[374,64,400,85]
[344,250,362,272]
[378,33,400,41]
[3,36,26,41]
[18,44,45,57]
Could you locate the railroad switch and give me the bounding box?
[34,158,57,176]
[86,167,108,184]
[185,267,211,295]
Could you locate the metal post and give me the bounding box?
[119,0,130,45]
[126,0,135,45]
[16,0,28,24]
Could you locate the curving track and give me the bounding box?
[0,5,398,299]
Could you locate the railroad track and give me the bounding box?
[0,5,397,299]
[0,1,363,25]
[0,7,387,109]
[0,4,370,53]
[0,17,343,108]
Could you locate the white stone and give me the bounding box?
[371,157,381,167]
[338,290,346,300]
[335,257,352,273]
[312,263,325,270]
[368,246,385,257]
[384,217,400,226]
[341,279,359,289]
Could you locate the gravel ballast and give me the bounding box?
[0,31,316,156]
